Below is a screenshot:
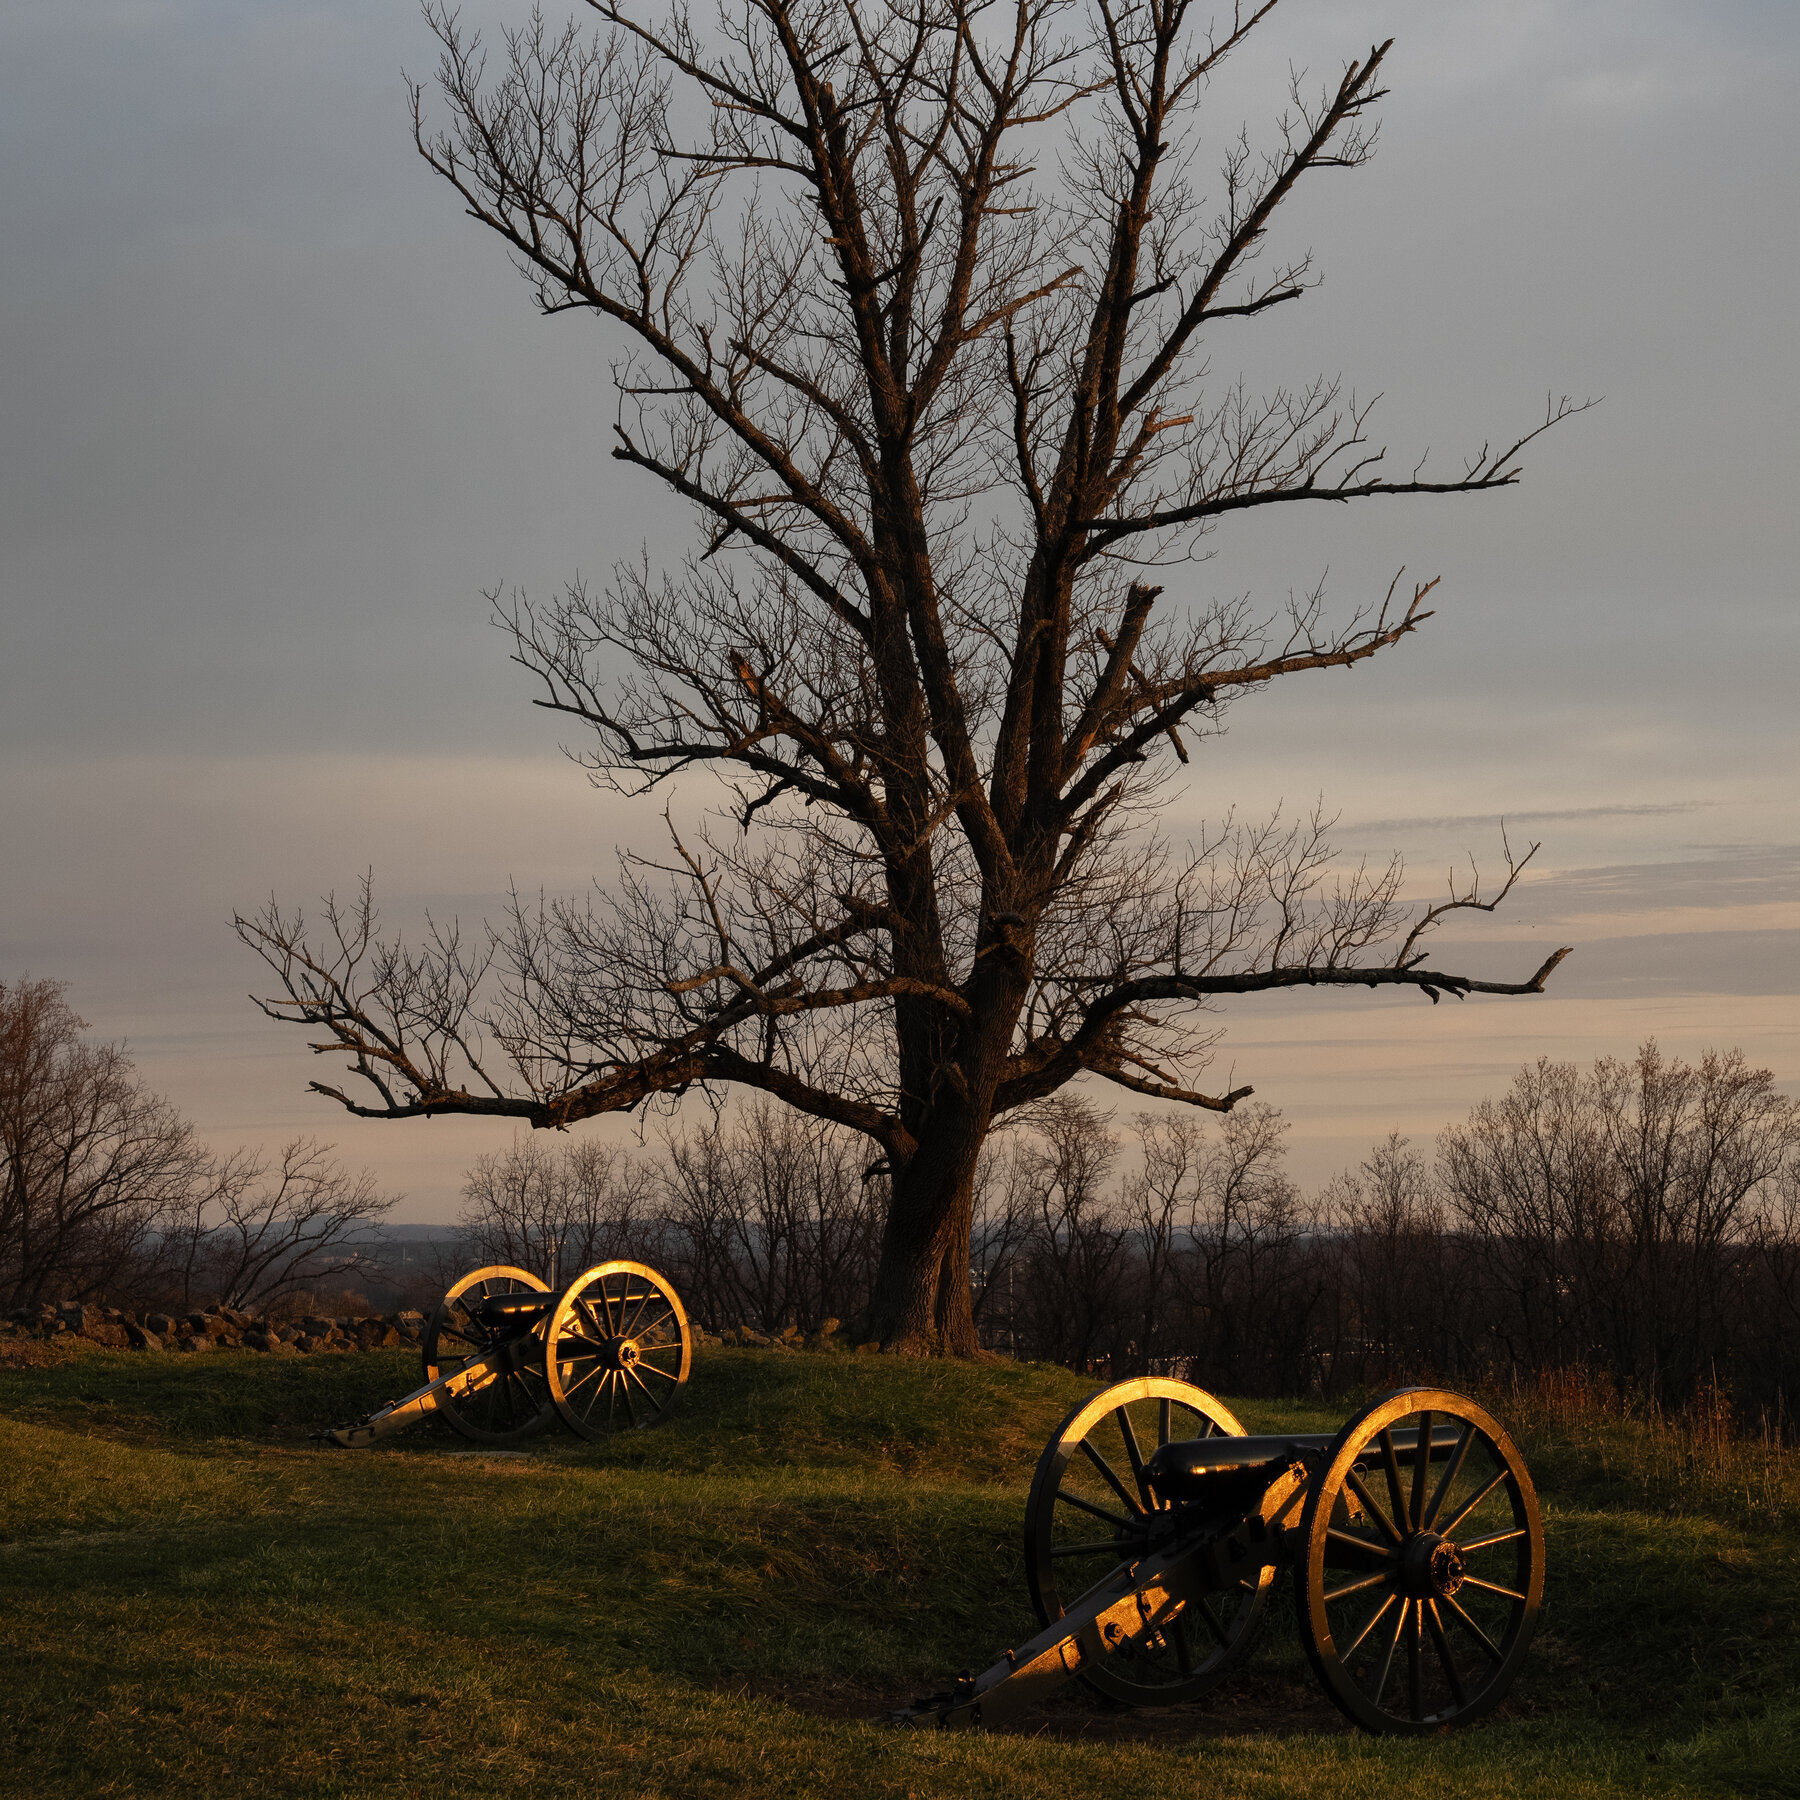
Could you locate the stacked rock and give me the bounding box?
[1,1301,429,1354]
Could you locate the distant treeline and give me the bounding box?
[454,1043,1800,1433]
[9,967,1798,1433]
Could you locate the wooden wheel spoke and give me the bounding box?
[1460,1576,1527,1603]
[563,1358,605,1398]
[1326,1526,1393,1559]
[1345,1469,1403,1546]
[1158,1398,1171,1447]
[1410,1410,1433,1532]
[618,1366,642,1424]
[1172,1609,1194,1674]
[1324,1569,1393,1605]
[620,1285,659,1338]
[1424,1425,1477,1531]
[1439,1467,1509,1540]
[1055,1487,1139,1532]
[1366,1598,1409,1706]
[1115,1407,1153,1509]
[1441,1594,1506,1664]
[1406,1596,1424,1721]
[1078,1439,1145,1518]
[1341,1592,1398,1660]
[604,1368,633,1425]
[1458,1527,1527,1554]
[587,1284,613,1336]
[1377,1428,1409,1538]
[1050,1539,1133,1560]
[1191,1596,1229,1649]
[635,1306,676,1345]
[623,1363,663,1413]
[1425,1600,1466,1707]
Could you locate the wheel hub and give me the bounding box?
[597,1335,641,1373]
[1397,1531,1466,1600]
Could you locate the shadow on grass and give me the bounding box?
[2,1351,1794,1799]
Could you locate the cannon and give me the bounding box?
[899,1380,1543,1735]
[318,1260,692,1448]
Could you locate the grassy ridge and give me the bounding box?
[3,1346,1795,1799]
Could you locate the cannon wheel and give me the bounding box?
[421,1265,558,1446]
[1295,1387,1544,1734]
[1025,1376,1276,1708]
[545,1261,692,1440]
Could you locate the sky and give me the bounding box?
[2,0,1796,1220]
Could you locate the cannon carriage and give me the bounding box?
[319,1259,692,1448]
[904,1378,1543,1736]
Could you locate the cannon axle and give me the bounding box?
[314,1260,692,1449]
[903,1382,1543,1738]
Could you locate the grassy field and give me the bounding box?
[2,1343,1794,1799]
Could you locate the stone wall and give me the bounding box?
[2,1300,427,1355]
[3,1300,853,1356]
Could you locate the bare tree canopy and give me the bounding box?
[170,1140,398,1315]
[1,977,205,1309]
[238,0,1580,1350]
[1,975,395,1312]
[458,1134,656,1280]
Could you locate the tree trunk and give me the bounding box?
[865,1097,987,1354]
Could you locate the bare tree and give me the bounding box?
[659,1099,880,1331]
[1,978,395,1314]
[169,1140,399,1313]
[1320,1131,1462,1387]
[1439,1044,1800,1409]
[237,0,1579,1350]
[0,978,206,1309]
[1007,1095,1129,1366]
[459,1134,656,1280]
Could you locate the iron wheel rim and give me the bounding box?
[545,1260,692,1440]
[1025,1376,1274,1707]
[1295,1386,1544,1735]
[421,1264,556,1446]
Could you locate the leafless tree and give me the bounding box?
[459,1134,657,1280]
[1,978,395,1313]
[1,978,207,1309]
[659,1099,880,1330]
[1161,1098,1315,1385]
[237,0,1580,1350]
[1439,1044,1800,1408]
[168,1140,399,1313]
[1006,1095,1129,1365]
[1319,1131,1463,1386]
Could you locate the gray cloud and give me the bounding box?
[3,0,1796,1216]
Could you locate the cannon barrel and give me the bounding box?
[900,1384,1542,1738]
[315,1343,514,1447]
[899,1455,1311,1731]
[1150,1421,1464,1474]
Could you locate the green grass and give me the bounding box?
[2,1346,1795,1799]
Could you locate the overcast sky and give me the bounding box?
[3,0,1796,1219]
